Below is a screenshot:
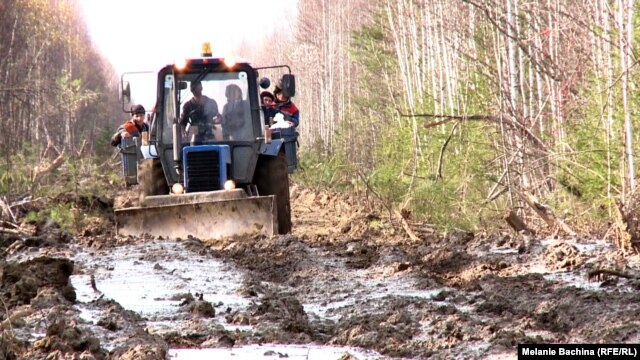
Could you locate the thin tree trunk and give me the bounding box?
[621,0,635,191]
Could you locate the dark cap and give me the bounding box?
[260,91,275,101]
[131,104,146,115]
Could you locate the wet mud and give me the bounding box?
[1,185,640,359]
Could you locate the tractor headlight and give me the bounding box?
[174,59,188,70]
[224,180,236,191]
[223,56,236,68]
[172,183,184,194]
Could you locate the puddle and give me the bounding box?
[539,238,612,254]
[520,239,619,290]
[67,240,450,357]
[301,258,448,320]
[543,271,602,290]
[169,344,384,359]
[71,241,250,332]
[68,240,390,358]
[76,304,101,323]
[490,247,520,255]
[527,254,602,291]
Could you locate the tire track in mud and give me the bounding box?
[202,187,640,358]
[2,186,640,359]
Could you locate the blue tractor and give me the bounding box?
[116,49,298,240]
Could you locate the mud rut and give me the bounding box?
[1,185,640,359]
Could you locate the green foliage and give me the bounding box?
[350,21,398,82]
[24,211,39,224]
[27,203,82,234]
[1,151,118,233]
[558,67,625,205]
[349,17,400,113]
[0,146,40,195]
[293,151,353,190]
[365,117,496,230]
[48,203,76,232]
[96,125,118,156]
[290,5,504,232]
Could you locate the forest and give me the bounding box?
[1,0,639,243]
[258,0,640,244]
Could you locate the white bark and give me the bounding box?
[618,0,635,192]
[505,0,519,112]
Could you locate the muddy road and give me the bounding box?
[2,185,640,359]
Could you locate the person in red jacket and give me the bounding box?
[110,104,149,147]
[273,85,299,127]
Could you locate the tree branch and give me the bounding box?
[436,122,460,180]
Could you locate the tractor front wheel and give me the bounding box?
[254,152,292,234]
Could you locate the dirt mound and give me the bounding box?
[31,313,105,358]
[544,242,586,270]
[213,235,313,283]
[109,338,168,360]
[110,343,167,360]
[1,257,75,308]
[292,185,395,241]
[252,291,312,336]
[114,191,140,210]
[178,293,216,318]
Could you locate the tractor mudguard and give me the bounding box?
[259,138,284,156]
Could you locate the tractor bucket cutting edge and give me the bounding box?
[115,190,278,240]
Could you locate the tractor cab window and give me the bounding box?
[161,75,178,145]
[162,71,253,145]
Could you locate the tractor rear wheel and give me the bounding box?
[254,152,292,234]
[137,158,169,197]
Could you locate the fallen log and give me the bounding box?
[514,189,576,236]
[394,210,421,242]
[0,196,16,222]
[32,151,65,187]
[0,227,21,235]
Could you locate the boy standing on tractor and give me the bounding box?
[110,104,148,147]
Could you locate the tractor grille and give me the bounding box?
[185,150,221,192]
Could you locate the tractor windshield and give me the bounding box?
[161,71,253,145]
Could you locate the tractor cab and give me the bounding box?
[120,47,296,190]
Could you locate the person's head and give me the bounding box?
[260,91,275,106]
[130,104,146,124]
[225,84,242,101]
[190,80,203,97]
[273,86,288,102]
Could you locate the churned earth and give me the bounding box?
[1,184,640,359]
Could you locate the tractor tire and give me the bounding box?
[254,152,292,234]
[137,158,169,197]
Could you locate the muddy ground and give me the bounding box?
[2,182,640,359]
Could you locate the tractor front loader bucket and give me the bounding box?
[115,189,278,240]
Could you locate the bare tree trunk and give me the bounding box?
[619,0,636,193]
[505,0,519,113]
[606,1,615,203]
